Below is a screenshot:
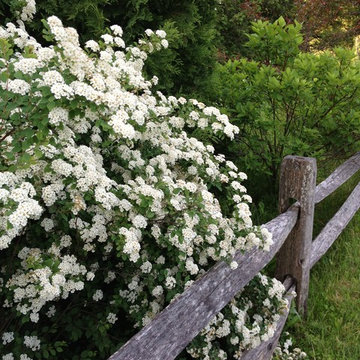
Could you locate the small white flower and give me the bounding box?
[107,312,118,324]
[85,40,100,52]
[2,332,14,345]
[30,312,39,323]
[101,34,113,44]
[2,353,14,360]
[132,215,147,229]
[110,25,123,36]
[165,276,176,289]
[155,30,166,38]
[92,290,103,301]
[20,355,32,360]
[152,285,163,297]
[24,335,41,351]
[86,272,95,281]
[140,261,152,273]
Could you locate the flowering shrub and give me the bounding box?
[1,0,219,94]
[0,6,292,360]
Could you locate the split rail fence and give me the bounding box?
[109,152,360,360]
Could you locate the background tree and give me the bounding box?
[295,0,360,51]
[203,18,360,201]
[216,0,296,59]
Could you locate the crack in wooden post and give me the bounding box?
[276,155,317,315]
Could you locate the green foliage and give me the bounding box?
[216,0,296,58]
[246,17,302,66]
[204,19,360,197]
[0,0,218,94]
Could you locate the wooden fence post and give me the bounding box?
[276,155,317,315]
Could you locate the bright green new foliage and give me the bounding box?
[206,18,360,193]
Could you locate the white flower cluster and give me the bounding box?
[18,0,36,22]
[2,354,14,360]
[23,335,40,351]
[0,13,290,359]
[273,333,308,359]
[6,248,88,320]
[186,274,289,359]
[2,79,31,95]
[20,355,32,360]
[93,289,103,301]
[2,332,14,345]
[0,174,43,250]
[107,312,118,324]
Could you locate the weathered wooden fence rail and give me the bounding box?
[240,276,296,360]
[109,152,360,360]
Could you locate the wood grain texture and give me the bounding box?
[108,206,299,360]
[240,276,296,360]
[276,156,317,315]
[315,152,360,204]
[311,181,360,268]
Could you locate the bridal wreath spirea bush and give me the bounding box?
[0,10,288,360]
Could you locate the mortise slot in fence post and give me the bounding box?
[276,155,317,315]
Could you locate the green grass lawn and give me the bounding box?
[286,168,360,360]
